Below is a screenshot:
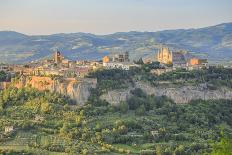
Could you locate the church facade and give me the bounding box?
[156,47,173,65]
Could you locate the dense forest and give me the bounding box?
[0,66,232,154]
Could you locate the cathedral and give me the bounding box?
[156,47,173,64]
[156,47,187,67]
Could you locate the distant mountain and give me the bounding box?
[0,22,232,64]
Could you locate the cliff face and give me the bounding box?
[14,76,97,105]
[0,82,11,90]
[100,81,232,105]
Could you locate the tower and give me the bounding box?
[124,51,129,62]
[54,50,62,64]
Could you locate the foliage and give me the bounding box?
[0,71,8,82]
[0,149,33,155]
[87,69,135,106]
[211,130,232,155]
[158,66,232,88]
[1,67,232,154]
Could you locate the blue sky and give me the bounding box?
[0,0,232,35]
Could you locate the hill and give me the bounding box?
[0,22,232,64]
[1,67,232,154]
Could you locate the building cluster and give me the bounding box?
[9,50,103,78]
[152,47,208,75]
[0,50,138,87]
[0,46,223,82]
[156,47,207,68]
[102,52,138,70]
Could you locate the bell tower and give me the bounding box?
[54,50,62,64]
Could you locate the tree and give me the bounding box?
[119,101,129,113]
[175,145,185,155]
[41,102,51,113]
[211,130,232,155]
[155,145,163,155]
[135,104,146,115]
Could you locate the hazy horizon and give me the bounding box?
[1,21,232,36]
[1,0,232,35]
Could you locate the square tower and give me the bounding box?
[54,50,62,64]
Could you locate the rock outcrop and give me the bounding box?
[100,81,232,105]
[13,76,97,105]
[0,82,11,90]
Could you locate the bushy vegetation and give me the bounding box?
[86,66,232,154]
[0,87,135,154]
[1,87,231,154]
[1,67,232,154]
[86,62,161,106]
[0,71,8,82]
[158,66,232,88]
[87,69,135,106]
[88,69,134,91]
[211,130,232,155]
[0,149,33,155]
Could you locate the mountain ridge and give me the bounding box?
[0,22,232,64]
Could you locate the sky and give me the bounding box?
[0,0,232,35]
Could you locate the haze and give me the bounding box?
[0,0,232,35]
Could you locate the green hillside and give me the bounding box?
[0,67,232,154]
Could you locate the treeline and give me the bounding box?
[158,66,232,88]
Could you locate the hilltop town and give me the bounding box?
[0,46,213,104]
[0,46,232,154]
[1,0,232,154]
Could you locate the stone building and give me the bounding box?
[102,52,136,70]
[54,50,63,64]
[172,52,186,68]
[156,47,173,65]
[187,58,208,66]
[188,58,199,66]
[103,62,137,70]
[102,56,110,63]
[187,58,208,70]
[112,52,130,62]
[156,47,186,67]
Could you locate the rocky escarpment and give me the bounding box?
[0,82,11,90]
[13,76,97,105]
[100,81,232,105]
